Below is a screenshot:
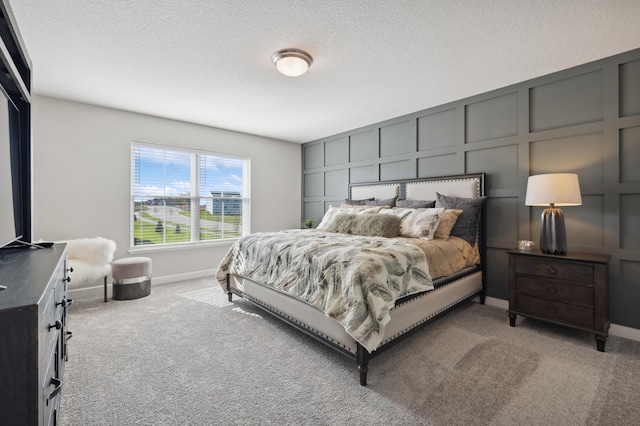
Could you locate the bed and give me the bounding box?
[216,173,486,385]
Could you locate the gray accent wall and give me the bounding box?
[302,47,640,330]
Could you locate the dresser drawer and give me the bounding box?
[515,256,593,284]
[40,287,59,363]
[515,275,593,305]
[53,264,66,308]
[42,341,61,426]
[516,294,594,327]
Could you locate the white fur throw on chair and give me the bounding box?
[66,237,117,288]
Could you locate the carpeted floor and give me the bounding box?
[60,278,640,425]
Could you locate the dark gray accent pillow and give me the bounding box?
[343,198,374,205]
[396,199,435,208]
[435,193,486,246]
[327,213,400,238]
[362,196,398,207]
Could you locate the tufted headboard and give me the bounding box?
[349,173,484,202]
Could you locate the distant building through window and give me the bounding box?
[208,191,243,216]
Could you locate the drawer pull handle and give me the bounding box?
[547,266,557,274]
[547,305,557,314]
[547,285,557,294]
[48,377,62,402]
[66,330,73,341]
[64,276,71,283]
[48,320,62,331]
[67,267,73,273]
[56,298,72,307]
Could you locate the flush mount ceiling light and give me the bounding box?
[271,48,313,77]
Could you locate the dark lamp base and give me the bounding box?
[540,207,567,255]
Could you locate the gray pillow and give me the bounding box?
[396,199,435,208]
[327,213,400,238]
[435,193,486,246]
[362,196,398,207]
[343,198,374,205]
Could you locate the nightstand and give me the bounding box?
[507,250,610,351]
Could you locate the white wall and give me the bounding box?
[32,95,301,285]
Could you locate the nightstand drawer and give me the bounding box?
[516,294,593,327]
[515,256,593,284]
[516,275,593,305]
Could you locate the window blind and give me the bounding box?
[131,143,250,247]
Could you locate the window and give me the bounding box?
[131,143,250,248]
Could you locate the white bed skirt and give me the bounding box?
[229,270,482,354]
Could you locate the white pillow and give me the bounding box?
[378,207,414,220]
[317,205,382,229]
[399,208,445,240]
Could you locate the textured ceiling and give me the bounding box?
[9,0,640,143]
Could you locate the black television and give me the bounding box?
[0,0,32,251]
[0,88,20,249]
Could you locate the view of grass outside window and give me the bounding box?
[131,143,250,247]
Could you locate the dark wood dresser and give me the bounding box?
[0,244,71,425]
[507,249,610,351]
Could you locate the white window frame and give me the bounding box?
[130,142,250,251]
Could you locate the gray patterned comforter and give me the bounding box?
[216,229,434,352]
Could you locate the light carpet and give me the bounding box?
[59,277,640,425]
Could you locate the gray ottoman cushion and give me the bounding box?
[112,257,152,300]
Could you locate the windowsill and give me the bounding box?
[128,238,237,254]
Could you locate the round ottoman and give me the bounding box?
[111,257,152,300]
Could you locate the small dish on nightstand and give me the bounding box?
[518,240,535,251]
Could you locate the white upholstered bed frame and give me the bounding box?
[225,173,486,385]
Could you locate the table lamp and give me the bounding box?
[525,173,582,254]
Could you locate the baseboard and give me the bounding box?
[68,269,217,299]
[484,296,508,310]
[609,323,640,342]
[481,296,640,343]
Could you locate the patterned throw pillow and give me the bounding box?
[378,207,414,220]
[398,208,445,240]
